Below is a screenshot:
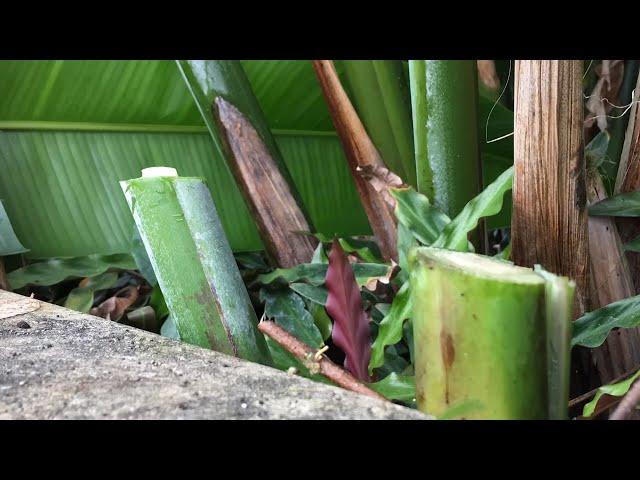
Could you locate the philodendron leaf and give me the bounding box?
[625,234,640,253]
[325,239,372,382]
[260,288,323,349]
[433,166,514,251]
[391,187,450,246]
[583,369,640,418]
[369,281,412,374]
[368,372,416,403]
[0,200,28,256]
[589,191,640,217]
[7,254,136,290]
[572,295,640,348]
[256,262,392,288]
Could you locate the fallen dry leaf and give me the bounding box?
[90,285,139,322]
[585,60,624,132]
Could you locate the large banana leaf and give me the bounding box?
[0,60,369,259]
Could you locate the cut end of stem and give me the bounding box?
[141,166,179,178]
[411,247,545,285]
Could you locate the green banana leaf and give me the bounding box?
[0,60,369,259]
[0,60,514,264]
[0,199,28,256]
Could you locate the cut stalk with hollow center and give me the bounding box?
[409,247,558,420]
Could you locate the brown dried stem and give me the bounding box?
[312,60,398,262]
[213,97,317,268]
[257,319,386,402]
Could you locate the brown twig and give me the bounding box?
[312,60,398,262]
[258,319,387,402]
[609,374,640,420]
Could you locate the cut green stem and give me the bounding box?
[409,247,555,419]
[121,169,271,365]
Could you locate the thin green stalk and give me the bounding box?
[409,61,483,219]
[340,61,416,187]
[121,168,272,366]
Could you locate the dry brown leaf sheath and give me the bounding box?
[312,60,398,261]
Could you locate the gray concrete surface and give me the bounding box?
[0,290,426,420]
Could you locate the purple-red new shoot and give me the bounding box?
[325,239,372,382]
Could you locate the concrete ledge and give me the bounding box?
[0,290,426,420]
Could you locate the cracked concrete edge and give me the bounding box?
[0,290,428,420]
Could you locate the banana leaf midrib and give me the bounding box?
[0,121,338,138]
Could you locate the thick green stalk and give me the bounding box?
[409,247,549,419]
[121,168,271,366]
[409,61,483,219]
[340,61,416,187]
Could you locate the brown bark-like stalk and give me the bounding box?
[587,170,640,389]
[213,97,317,268]
[511,60,589,316]
[312,60,398,262]
[0,259,9,291]
[614,71,640,292]
[477,60,500,92]
[257,320,387,402]
[511,61,593,395]
[609,374,640,420]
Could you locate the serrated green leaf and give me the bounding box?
[369,281,412,374]
[7,253,136,290]
[433,166,514,251]
[583,369,640,418]
[0,200,27,256]
[589,191,640,217]
[572,295,640,348]
[368,372,416,402]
